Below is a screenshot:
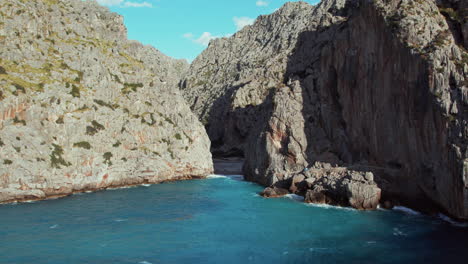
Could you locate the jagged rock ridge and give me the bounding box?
[0,0,213,202]
[182,0,468,219]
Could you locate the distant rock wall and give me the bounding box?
[0,0,213,202]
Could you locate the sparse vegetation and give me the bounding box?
[0,66,6,74]
[56,116,64,124]
[175,133,182,140]
[167,148,175,159]
[50,143,71,168]
[141,113,156,126]
[103,152,113,166]
[70,84,80,98]
[122,82,143,94]
[4,159,12,165]
[432,30,450,48]
[110,73,122,83]
[94,99,119,110]
[13,116,26,126]
[73,141,91,150]
[86,120,105,135]
[12,83,25,96]
[439,7,461,23]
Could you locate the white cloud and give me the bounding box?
[123,1,152,8]
[96,0,153,8]
[183,32,225,47]
[256,1,269,7]
[195,32,217,46]
[233,16,255,30]
[96,0,123,5]
[183,33,194,39]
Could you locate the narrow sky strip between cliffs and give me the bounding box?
[95,0,320,62]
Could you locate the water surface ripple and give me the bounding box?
[1,175,467,264]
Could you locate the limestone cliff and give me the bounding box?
[0,0,213,202]
[182,0,468,219]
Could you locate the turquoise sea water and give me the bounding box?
[1,175,467,264]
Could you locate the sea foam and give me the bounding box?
[438,214,468,228]
[393,206,421,216]
[206,174,227,179]
[285,194,305,202]
[305,203,356,211]
[207,174,245,181]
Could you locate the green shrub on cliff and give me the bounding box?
[103,152,113,166]
[50,144,71,168]
[86,120,105,135]
[73,141,91,150]
[70,84,80,98]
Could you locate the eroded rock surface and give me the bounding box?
[184,0,468,218]
[0,0,213,202]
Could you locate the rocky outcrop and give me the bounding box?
[299,164,380,210]
[183,0,468,219]
[0,0,213,202]
[260,162,381,210]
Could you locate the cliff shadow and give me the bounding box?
[205,81,258,158]
[282,0,448,214]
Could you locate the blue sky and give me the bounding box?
[96,0,320,62]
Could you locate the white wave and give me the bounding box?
[49,224,58,229]
[207,174,245,181]
[139,261,152,264]
[285,194,305,202]
[206,174,227,179]
[107,186,137,191]
[392,227,407,237]
[282,251,289,255]
[141,184,151,187]
[366,241,377,244]
[305,203,356,211]
[114,219,128,222]
[393,206,421,216]
[228,174,245,181]
[438,214,468,228]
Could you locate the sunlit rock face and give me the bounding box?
[0,0,213,202]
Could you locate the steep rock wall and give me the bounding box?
[0,0,213,202]
[185,0,467,219]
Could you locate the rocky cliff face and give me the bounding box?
[0,0,213,202]
[180,2,315,156]
[182,0,468,219]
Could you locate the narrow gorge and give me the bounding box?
[0,0,467,221]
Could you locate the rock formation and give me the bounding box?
[0,0,213,203]
[182,0,468,219]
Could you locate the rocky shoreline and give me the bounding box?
[0,170,211,205]
[260,162,381,210]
